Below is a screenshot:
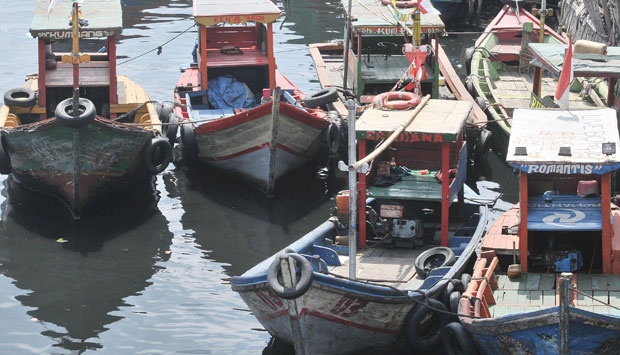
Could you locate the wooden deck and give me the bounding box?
[490,273,620,317]
[328,244,426,291]
[485,64,600,118]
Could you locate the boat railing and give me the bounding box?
[460,251,499,320]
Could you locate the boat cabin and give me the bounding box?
[355,99,473,248]
[175,0,282,111]
[500,108,620,274]
[341,0,445,101]
[26,0,123,121]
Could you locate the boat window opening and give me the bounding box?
[527,230,602,274]
[203,66,269,109]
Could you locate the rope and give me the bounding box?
[118,23,196,66]
[573,288,620,312]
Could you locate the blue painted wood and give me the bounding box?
[527,195,602,231]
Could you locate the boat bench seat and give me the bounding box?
[490,43,522,56]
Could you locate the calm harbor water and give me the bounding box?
[0,1,516,354]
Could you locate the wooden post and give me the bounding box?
[559,272,571,355]
[519,171,529,272]
[280,255,310,355]
[602,173,612,273]
[441,141,449,246]
[266,87,281,196]
[266,23,276,88]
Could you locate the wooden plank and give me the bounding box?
[540,273,556,290]
[609,276,620,290]
[529,290,543,305]
[46,62,110,87]
[542,289,557,306]
[577,274,593,291]
[435,40,486,125]
[592,290,609,305]
[525,273,541,290]
[591,275,608,291]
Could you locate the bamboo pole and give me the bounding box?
[348,94,430,171]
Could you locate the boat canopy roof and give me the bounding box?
[193,0,281,27]
[507,108,620,175]
[356,100,471,143]
[529,43,620,78]
[30,0,122,39]
[342,0,445,36]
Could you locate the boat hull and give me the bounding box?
[462,306,620,354]
[186,101,327,192]
[233,204,487,354]
[3,118,154,217]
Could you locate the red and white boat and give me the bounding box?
[173,0,338,196]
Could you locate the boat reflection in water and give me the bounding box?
[0,175,172,351]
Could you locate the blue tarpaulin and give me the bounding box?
[207,75,255,109]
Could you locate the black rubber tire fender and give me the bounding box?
[267,252,313,300]
[158,101,175,124]
[405,299,450,351]
[304,87,339,108]
[166,112,180,144]
[475,96,487,112]
[55,97,96,129]
[442,321,477,355]
[414,246,456,279]
[144,136,172,174]
[4,88,36,107]
[439,280,455,306]
[461,273,472,290]
[464,47,474,76]
[180,121,199,158]
[449,291,461,323]
[474,128,491,163]
[0,134,11,174]
[465,76,476,97]
[325,122,341,155]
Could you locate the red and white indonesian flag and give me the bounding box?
[418,0,440,15]
[554,41,574,109]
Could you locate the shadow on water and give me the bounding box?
[170,157,346,276]
[0,176,174,352]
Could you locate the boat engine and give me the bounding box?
[530,236,584,272]
[379,203,424,248]
[530,249,583,273]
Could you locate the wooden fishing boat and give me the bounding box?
[451,107,620,354]
[308,0,489,182]
[309,0,484,123]
[0,0,172,218]
[231,98,488,354]
[173,0,335,196]
[465,4,608,156]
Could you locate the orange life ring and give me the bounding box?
[374,91,422,110]
[380,0,418,8]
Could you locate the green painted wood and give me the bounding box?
[578,274,593,291]
[540,274,556,290]
[608,275,620,290]
[591,275,608,291]
[577,290,594,306]
[368,173,442,201]
[525,273,541,291]
[529,290,543,305]
[542,290,557,306]
[592,290,609,305]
